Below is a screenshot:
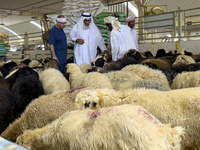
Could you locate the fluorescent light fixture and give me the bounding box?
[124,2,138,17]
[30,21,44,31]
[3,27,22,39]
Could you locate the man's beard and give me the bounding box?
[83,23,91,30]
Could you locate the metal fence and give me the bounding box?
[107,3,200,43]
[135,7,200,43]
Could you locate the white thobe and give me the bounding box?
[70,26,107,67]
[121,25,139,51]
[109,29,124,61]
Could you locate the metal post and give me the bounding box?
[174,11,176,39]
[178,7,181,41]
[127,1,129,16]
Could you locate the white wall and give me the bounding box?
[139,40,200,55]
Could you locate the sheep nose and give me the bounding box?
[84,102,91,108]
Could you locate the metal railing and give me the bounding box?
[135,7,200,43]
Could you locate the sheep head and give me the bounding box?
[75,89,102,110]
[66,63,82,75]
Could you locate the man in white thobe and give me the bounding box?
[121,16,139,51]
[104,16,124,61]
[70,12,107,66]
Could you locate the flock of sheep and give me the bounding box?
[0,48,200,150]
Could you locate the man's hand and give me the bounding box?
[52,56,59,62]
[76,39,84,44]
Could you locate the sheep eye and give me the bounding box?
[84,102,90,108]
[93,102,97,107]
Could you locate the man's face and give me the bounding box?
[57,20,66,29]
[84,18,91,26]
[106,23,113,32]
[128,20,135,29]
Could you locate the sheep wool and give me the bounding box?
[118,79,171,91]
[121,64,170,87]
[16,104,184,150]
[28,60,41,68]
[104,71,143,90]
[172,55,196,66]
[75,88,200,149]
[79,63,92,73]
[67,63,113,89]
[1,86,97,142]
[39,68,70,95]
[171,71,200,89]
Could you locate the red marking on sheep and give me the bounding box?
[138,107,160,126]
[88,109,113,119]
[65,86,87,94]
[88,110,101,119]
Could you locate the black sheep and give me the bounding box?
[144,51,154,58]
[0,61,17,77]
[0,87,15,134]
[91,56,107,68]
[98,56,139,73]
[11,67,44,118]
[124,49,145,61]
[152,63,200,86]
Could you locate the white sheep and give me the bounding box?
[79,63,92,73]
[171,71,200,89]
[16,104,184,150]
[75,87,200,149]
[39,68,70,95]
[121,64,170,88]
[118,79,171,91]
[1,86,96,142]
[172,55,196,66]
[28,60,41,68]
[104,71,143,90]
[67,63,113,89]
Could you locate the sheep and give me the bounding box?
[104,71,143,90]
[0,61,17,77]
[91,55,107,67]
[39,68,70,95]
[75,87,200,150]
[143,51,154,58]
[156,49,173,58]
[0,87,15,134]
[0,66,37,91]
[124,49,145,61]
[67,56,73,63]
[1,86,96,142]
[79,63,92,73]
[12,67,44,119]
[171,71,200,89]
[16,104,184,150]
[121,64,170,88]
[28,60,41,68]
[44,59,61,69]
[159,63,200,86]
[118,79,171,91]
[172,55,196,66]
[67,63,113,89]
[96,56,139,73]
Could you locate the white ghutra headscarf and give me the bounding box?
[104,16,121,32]
[75,12,103,60]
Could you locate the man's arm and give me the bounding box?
[110,32,119,61]
[70,25,84,44]
[49,44,58,62]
